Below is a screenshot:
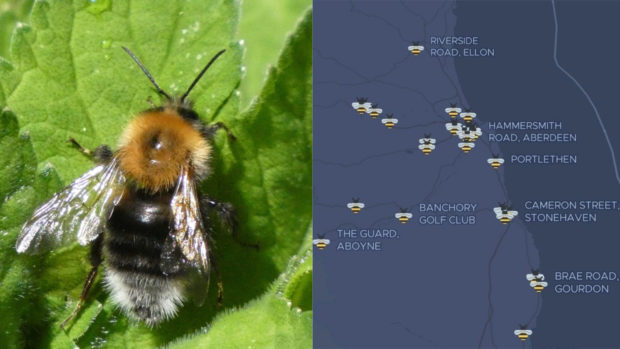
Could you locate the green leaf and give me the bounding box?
[0,0,34,59]
[0,107,63,349]
[237,1,311,108]
[0,1,312,347]
[168,227,313,348]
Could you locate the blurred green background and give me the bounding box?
[0,0,311,108]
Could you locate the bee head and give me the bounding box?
[118,47,226,191]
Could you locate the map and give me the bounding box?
[313,1,620,348]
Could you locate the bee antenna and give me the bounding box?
[181,49,226,102]
[122,46,171,100]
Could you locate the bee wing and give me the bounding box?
[167,164,210,274]
[162,164,214,305]
[16,157,126,254]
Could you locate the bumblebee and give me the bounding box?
[494,203,518,224]
[313,234,330,250]
[367,104,383,118]
[15,47,257,327]
[526,270,548,293]
[418,134,436,155]
[394,209,412,224]
[347,198,365,213]
[352,97,372,114]
[514,326,532,341]
[487,154,505,169]
[407,42,424,55]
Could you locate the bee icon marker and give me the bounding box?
[494,203,518,224]
[367,104,383,118]
[347,198,365,214]
[408,41,425,55]
[459,108,477,122]
[352,97,372,114]
[313,235,331,250]
[487,154,505,169]
[418,134,436,155]
[381,114,398,129]
[395,209,412,224]
[444,104,461,119]
[526,270,548,293]
[514,325,532,341]
[445,119,461,135]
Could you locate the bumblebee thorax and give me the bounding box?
[118,109,210,191]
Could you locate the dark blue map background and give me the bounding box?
[314,0,620,348]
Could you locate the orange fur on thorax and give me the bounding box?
[118,110,210,192]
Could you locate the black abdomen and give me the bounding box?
[104,186,185,325]
[106,186,181,276]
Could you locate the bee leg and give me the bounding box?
[68,138,113,164]
[209,254,224,306]
[61,234,104,330]
[68,138,92,157]
[202,122,236,141]
[201,197,259,250]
